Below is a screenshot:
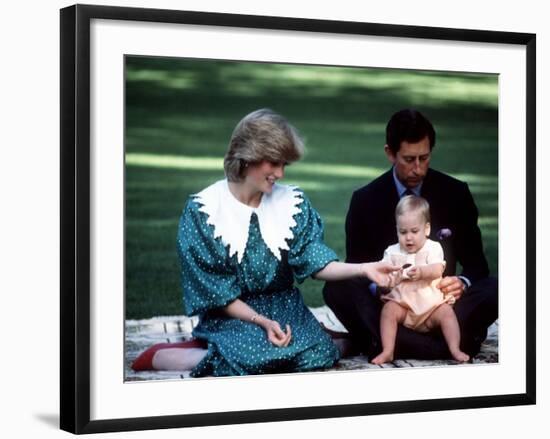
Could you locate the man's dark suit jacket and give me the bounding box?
[345,168,489,283]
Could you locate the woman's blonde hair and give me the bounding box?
[224,109,305,182]
[395,195,431,223]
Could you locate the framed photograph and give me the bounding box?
[60,4,536,434]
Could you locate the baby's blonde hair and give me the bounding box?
[395,195,431,223]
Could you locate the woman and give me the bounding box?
[132,108,397,377]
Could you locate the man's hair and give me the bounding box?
[395,195,431,224]
[224,108,304,182]
[386,109,436,154]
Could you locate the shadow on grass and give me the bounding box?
[126,57,498,172]
[124,56,498,319]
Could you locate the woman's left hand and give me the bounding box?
[362,262,401,287]
[261,319,293,347]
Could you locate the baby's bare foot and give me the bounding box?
[371,351,394,365]
[451,350,470,363]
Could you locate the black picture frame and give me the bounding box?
[60,3,536,434]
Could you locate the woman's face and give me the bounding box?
[244,160,287,194]
[396,210,430,254]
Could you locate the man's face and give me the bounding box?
[385,135,431,189]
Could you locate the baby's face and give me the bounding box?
[396,210,430,254]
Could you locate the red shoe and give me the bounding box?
[131,339,207,371]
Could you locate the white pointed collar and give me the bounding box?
[192,179,304,262]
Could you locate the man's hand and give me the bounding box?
[437,276,465,301]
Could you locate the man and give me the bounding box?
[323,109,498,360]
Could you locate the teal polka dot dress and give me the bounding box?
[176,181,340,377]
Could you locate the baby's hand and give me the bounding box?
[406,266,422,281]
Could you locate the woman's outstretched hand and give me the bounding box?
[362,261,401,288]
[260,318,292,347]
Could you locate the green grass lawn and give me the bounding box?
[125,56,498,320]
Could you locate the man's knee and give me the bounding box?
[469,276,499,317]
[323,279,381,327]
[457,276,498,313]
[323,278,370,305]
[322,280,343,307]
[484,276,499,306]
[322,281,333,302]
[471,276,498,298]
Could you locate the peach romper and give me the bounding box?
[381,239,453,332]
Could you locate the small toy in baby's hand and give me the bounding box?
[401,263,412,279]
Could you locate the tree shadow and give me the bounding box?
[124,56,499,318]
[126,56,498,177]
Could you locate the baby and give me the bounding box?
[371,195,470,365]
